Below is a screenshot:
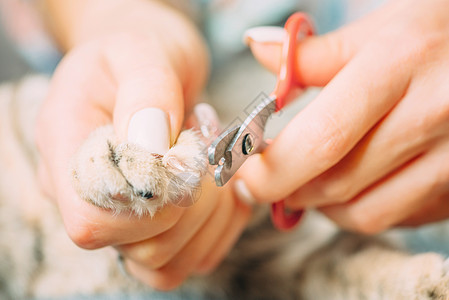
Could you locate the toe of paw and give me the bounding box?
[71,127,205,216]
[164,133,207,176]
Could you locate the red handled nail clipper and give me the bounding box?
[208,13,314,231]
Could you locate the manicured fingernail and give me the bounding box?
[234,179,256,205]
[243,26,286,45]
[128,108,170,155]
[194,103,220,140]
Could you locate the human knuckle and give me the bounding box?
[321,180,354,203]
[323,33,353,62]
[433,160,449,187]
[307,116,350,166]
[123,236,181,269]
[66,222,104,250]
[393,31,444,68]
[412,29,446,54]
[134,246,172,270]
[149,272,184,291]
[419,34,444,56]
[435,103,449,124]
[343,213,384,235]
[426,88,449,127]
[155,207,184,229]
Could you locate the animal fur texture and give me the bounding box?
[1,75,449,300]
[72,125,207,217]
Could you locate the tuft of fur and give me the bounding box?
[71,125,207,217]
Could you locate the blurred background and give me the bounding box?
[0,14,30,82]
[0,0,381,140]
[0,0,321,141]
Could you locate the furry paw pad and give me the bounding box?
[71,125,207,217]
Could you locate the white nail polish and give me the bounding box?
[194,103,220,140]
[243,26,286,45]
[234,179,256,205]
[128,108,170,155]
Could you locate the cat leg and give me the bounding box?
[297,232,449,300]
[72,125,207,217]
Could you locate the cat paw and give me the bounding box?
[422,257,449,299]
[71,125,207,217]
[408,254,449,299]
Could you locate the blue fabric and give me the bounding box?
[35,290,222,300]
[396,220,449,256]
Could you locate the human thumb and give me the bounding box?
[110,52,187,154]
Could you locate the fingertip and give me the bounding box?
[237,154,280,203]
[233,179,256,206]
[243,26,286,45]
[127,107,171,154]
[247,41,282,74]
[320,205,387,235]
[61,199,109,250]
[246,31,352,87]
[192,102,221,142]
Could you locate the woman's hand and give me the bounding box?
[36,0,250,290]
[117,176,251,290]
[239,0,449,233]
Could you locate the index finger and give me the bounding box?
[238,44,412,203]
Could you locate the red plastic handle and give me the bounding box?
[270,13,314,231]
[271,201,305,232]
[270,12,314,111]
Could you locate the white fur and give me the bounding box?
[72,125,207,217]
